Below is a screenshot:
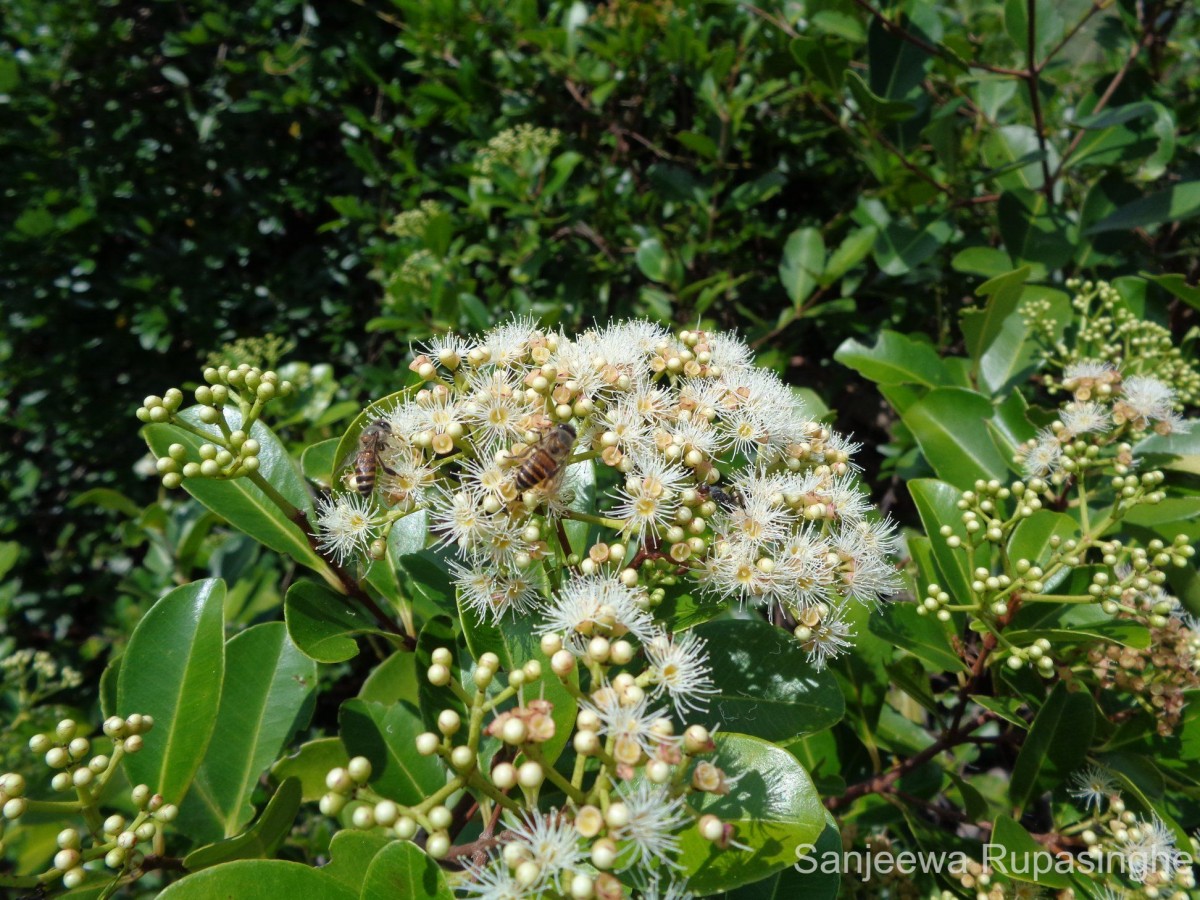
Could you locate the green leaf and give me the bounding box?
[1006,604,1150,650]
[961,266,1030,361]
[902,388,1010,487]
[866,13,933,101]
[981,125,1053,192]
[989,816,1071,888]
[909,479,973,604]
[271,737,348,802]
[779,227,825,306]
[158,860,357,900]
[285,579,389,664]
[693,619,844,742]
[144,409,324,571]
[301,438,340,489]
[997,190,1074,271]
[118,579,226,805]
[636,236,677,284]
[869,603,965,671]
[1135,425,1200,475]
[723,813,840,899]
[873,218,952,275]
[181,623,316,840]
[845,71,916,124]
[1009,682,1095,813]
[183,778,302,870]
[1085,181,1200,234]
[322,830,393,893]
[677,733,825,893]
[359,651,419,707]
[971,695,1029,728]
[1144,272,1200,312]
[834,331,946,387]
[360,840,453,900]
[822,226,877,284]
[952,246,1014,278]
[338,699,444,805]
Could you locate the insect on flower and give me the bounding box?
[510,423,577,499]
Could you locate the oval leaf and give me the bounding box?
[1009,681,1095,813]
[361,840,453,900]
[158,860,357,900]
[692,619,844,742]
[117,579,226,805]
[677,732,825,893]
[180,623,316,840]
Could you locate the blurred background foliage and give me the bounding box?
[2,0,1198,695]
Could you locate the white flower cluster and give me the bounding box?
[1022,363,1191,480]
[315,318,897,669]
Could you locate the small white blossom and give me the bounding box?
[1118,375,1176,426]
[610,780,689,870]
[503,809,585,891]
[1120,816,1182,883]
[645,631,718,717]
[1059,400,1111,438]
[1067,764,1119,812]
[612,454,689,542]
[1021,429,1063,478]
[314,493,377,564]
[534,574,657,650]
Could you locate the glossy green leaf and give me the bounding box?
[144,409,324,571]
[971,695,1029,728]
[322,830,393,893]
[636,236,676,284]
[158,860,357,900]
[1144,272,1200,312]
[359,651,419,707]
[693,619,844,741]
[869,603,965,671]
[903,387,1010,487]
[834,330,946,387]
[981,125,1053,192]
[997,190,1074,271]
[118,579,226,805]
[723,813,840,899]
[779,227,825,306]
[181,623,316,840]
[909,479,973,604]
[846,70,916,123]
[301,437,340,489]
[271,737,348,802]
[961,266,1030,361]
[361,840,453,900]
[872,217,952,275]
[989,816,1071,887]
[1085,181,1200,234]
[1009,681,1095,813]
[677,733,825,893]
[952,246,1014,278]
[183,778,302,870]
[338,699,444,805]
[285,579,389,664]
[822,226,877,284]
[1006,604,1150,650]
[1135,424,1200,475]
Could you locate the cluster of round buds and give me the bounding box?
[137,364,294,490]
[1002,638,1055,677]
[1072,791,1196,896]
[22,715,149,794]
[914,583,952,622]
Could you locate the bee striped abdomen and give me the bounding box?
[352,419,392,496]
[513,424,576,493]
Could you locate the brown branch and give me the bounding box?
[1024,0,1054,199]
[847,0,1025,77]
[826,710,994,810]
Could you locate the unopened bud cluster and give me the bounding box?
[315,632,740,898]
[136,364,294,490]
[1,714,174,890]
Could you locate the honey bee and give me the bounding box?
[349,418,396,496]
[511,423,576,496]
